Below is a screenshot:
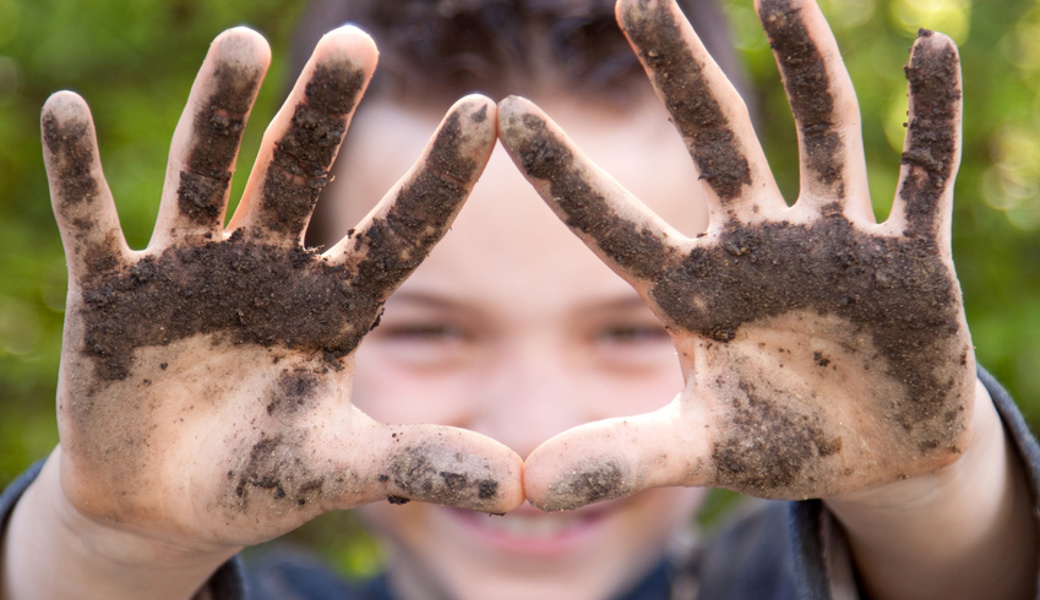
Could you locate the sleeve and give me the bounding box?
[788,366,1040,600]
[0,460,247,600]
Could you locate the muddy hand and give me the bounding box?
[42,26,522,549]
[500,0,972,510]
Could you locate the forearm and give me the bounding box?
[825,377,1038,600]
[1,452,237,600]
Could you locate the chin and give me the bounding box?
[363,487,706,600]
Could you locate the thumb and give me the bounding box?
[523,399,713,511]
[309,409,526,514]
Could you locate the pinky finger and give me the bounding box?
[42,92,129,282]
[889,30,962,246]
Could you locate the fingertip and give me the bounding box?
[377,427,526,514]
[496,96,550,151]
[211,26,272,72]
[316,23,379,78]
[41,91,93,148]
[42,90,89,121]
[525,452,637,512]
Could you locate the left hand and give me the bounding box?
[499,0,975,510]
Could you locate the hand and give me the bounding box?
[40,26,523,554]
[500,0,973,509]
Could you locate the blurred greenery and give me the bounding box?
[1,0,1039,579]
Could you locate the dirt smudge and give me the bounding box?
[78,231,382,383]
[759,0,844,197]
[619,0,752,201]
[386,446,500,509]
[259,62,366,236]
[177,63,262,227]
[539,459,631,511]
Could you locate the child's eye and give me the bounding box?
[378,323,465,342]
[596,323,669,344]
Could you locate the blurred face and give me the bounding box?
[333,97,709,600]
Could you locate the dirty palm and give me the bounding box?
[41,0,970,539]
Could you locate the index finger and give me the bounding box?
[497,96,686,287]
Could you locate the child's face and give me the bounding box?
[332,97,709,600]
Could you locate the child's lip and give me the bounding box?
[441,499,622,556]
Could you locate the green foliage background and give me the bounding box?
[0,0,1038,575]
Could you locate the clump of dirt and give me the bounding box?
[539,459,631,512]
[899,29,960,237]
[259,62,365,236]
[176,63,262,227]
[712,380,842,495]
[759,0,844,197]
[78,231,382,382]
[385,446,500,509]
[618,1,751,202]
[501,112,679,281]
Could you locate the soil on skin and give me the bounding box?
[900,29,960,237]
[541,459,632,512]
[759,0,844,198]
[619,0,752,202]
[385,445,500,508]
[711,379,843,495]
[78,232,381,382]
[43,114,99,208]
[258,62,366,237]
[230,432,339,510]
[177,63,263,227]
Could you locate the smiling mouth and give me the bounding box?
[443,502,616,556]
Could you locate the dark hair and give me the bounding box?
[290,0,750,108]
[294,0,751,246]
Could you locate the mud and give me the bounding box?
[78,231,382,382]
[231,433,332,509]
[619,0,751,201]
[502,113,679,281]
[42,113,99,207]
[265,369,321,418]
[759,0,844,196]
[712,380,841,494]
[651,215,966,444]
[540,459,631,511]
[899,29,960,237]
[177,64,262,227]
[385,446,500,508]
[350,110,478,300]
[258,62,366,236]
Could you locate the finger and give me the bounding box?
[757,0,872,220]
[497,95,686,287]
[41,91,130,283]
[523,400,712,511]
[229,404,525,515]
[229,25,377,245]
[616,0,783,223]
[328,95,497,300]
[889,30,961,246]
[152,27,270,248]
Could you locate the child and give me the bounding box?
[3,1,1038,598]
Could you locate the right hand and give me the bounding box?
[39,25,523,554]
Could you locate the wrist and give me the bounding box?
[3,450,238,600]
[823,377,1038,600]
